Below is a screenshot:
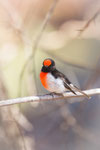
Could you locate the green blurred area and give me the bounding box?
[0,0,100,150]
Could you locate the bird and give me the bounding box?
[40,58,89,98]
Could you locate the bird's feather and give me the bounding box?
[51,69,89,99]
[68,83,90,99]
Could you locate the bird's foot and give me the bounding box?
[50,92,64,97]
[45,92,64,98]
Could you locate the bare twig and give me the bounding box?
[32,0,59,53]
[13,118,27,150]
[0,88,100,107]
[77,8,100,37]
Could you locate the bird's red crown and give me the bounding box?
[43,59,52,67]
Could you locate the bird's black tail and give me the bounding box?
[69,84,90,99]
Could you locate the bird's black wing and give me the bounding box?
[51,69,89,99]
[64,82,90,98]
[51,69,77,95]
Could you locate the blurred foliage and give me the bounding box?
[0,0,100,150]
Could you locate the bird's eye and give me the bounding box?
[43,59,52,67]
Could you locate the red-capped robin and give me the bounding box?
[40,58,89,98]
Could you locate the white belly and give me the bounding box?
[46,73,67,93]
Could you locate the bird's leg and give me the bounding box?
[51,92,64,97]
[45,92,63,98]
[44,92,55,98]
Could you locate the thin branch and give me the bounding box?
[32,0,59,52]
[0,88,100,107]
[13,118,27,150]
[77,8,100,37]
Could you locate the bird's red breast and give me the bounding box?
[40,72,48,89]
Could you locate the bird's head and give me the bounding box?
[41,58,56,72]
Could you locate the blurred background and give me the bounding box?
[0,0,100,150]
